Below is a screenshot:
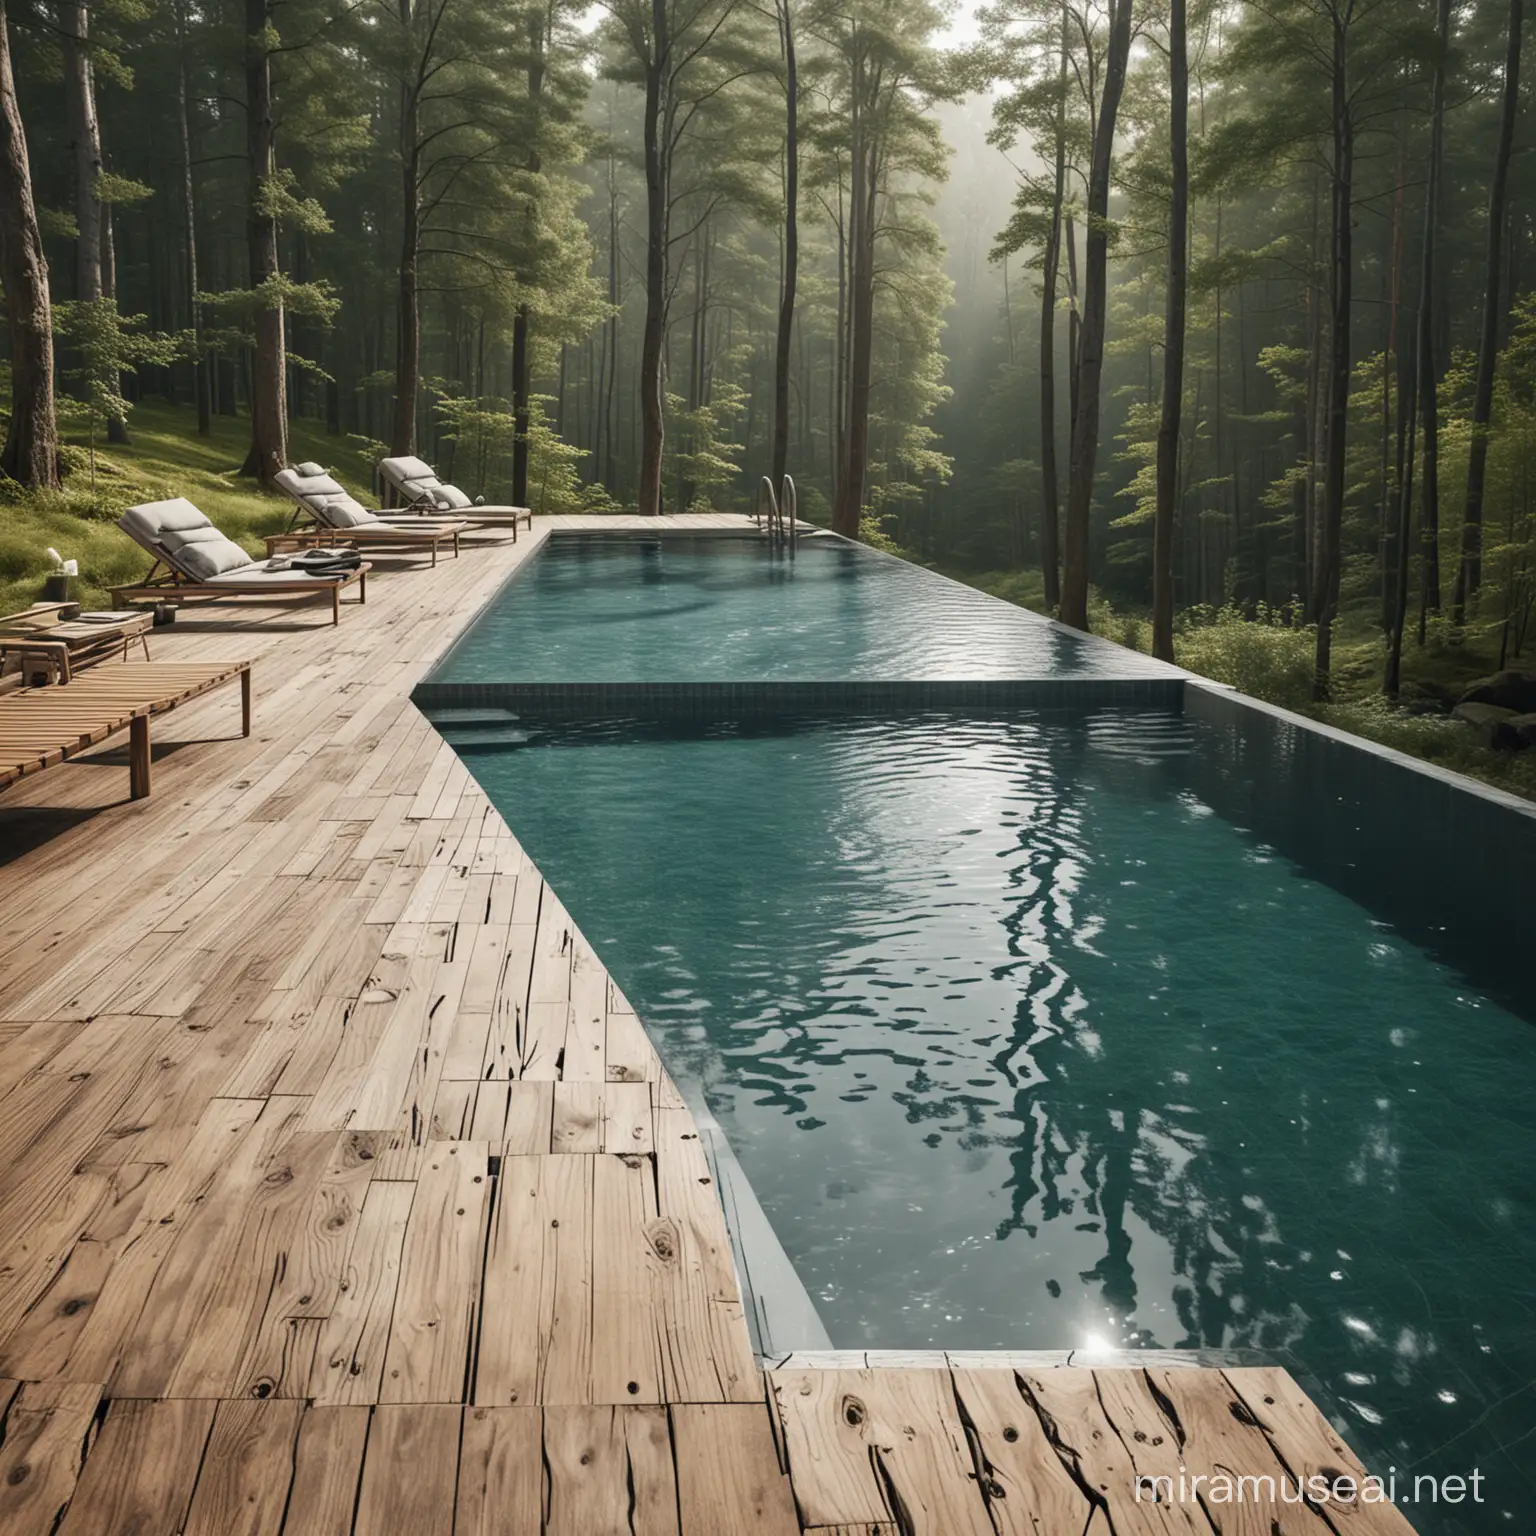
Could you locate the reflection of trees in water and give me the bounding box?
[978,719,1317,1357]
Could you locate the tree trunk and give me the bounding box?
[1038,3,1067,612]
[1389,0,1450,689]
[61,0,103,302]
[176,1,211,439]
[511,8,546,506]
[637,0,670,517]
[0,0,59,488]
[1152,0,1188,662]
[1453,0,1523,623]
[771,0,798,494]
[1313,12,1353,699]
[240,0,287,482]
[1060,0,1132,631]
[391,6,421,460]
[834,131,878,539]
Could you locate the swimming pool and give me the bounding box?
[422,533,1536,1532]
[430,534,1180,684]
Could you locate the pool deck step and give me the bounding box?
[0,514,1416,1534]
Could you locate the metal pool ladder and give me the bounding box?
[754,475,798,559]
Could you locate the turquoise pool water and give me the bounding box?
[425,535,1536,1533]
[432,535,1178,683]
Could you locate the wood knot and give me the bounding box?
[842,1396,866,1427]
[1318,1467,1355,1502]
[1002,1425,1019,1443]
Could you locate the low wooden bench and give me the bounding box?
[0,660,252,801]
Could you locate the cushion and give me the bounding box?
[316,495,376,528]
[297,472,348,498]
[383,455,435,484]
[173,535,254,580]
[399,476,440,501]
[430,484,472,510]
[118,497,211,548]
[293,461,326,477]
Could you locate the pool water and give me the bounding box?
[432,535,1179,683]
[442,707,1536,1530]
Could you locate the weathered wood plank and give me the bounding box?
[950,1369,1108,1536]
[653,1107,758,1403]
[380,1141,489,1403]
[182,1399,304,1536]
[770,1369,993,1535]
[0,1381,102,1536]
[352,1405,462,1536]
[476,1153,592,1407]
[672,1403,801,1536]
[456,1406,542,1536]
[280,1406,371,1536]
[1224,1368,1419,1536]
[591,1153,664,1405]
[55,1398,216,1536]
[1019,1369,1203,1536]
[544,1405,679,1536]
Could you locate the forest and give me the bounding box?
[0,0,1533,778]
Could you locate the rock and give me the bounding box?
[1459,668,1536,714]
[1451,701,1527,750]
[1504,711,1536,749]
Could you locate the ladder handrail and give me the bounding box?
[755,475,782,542]
[780,474,797,558]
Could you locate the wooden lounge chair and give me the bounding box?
[0,603,153,689]
[272,466,468,565]
[376,455,533,537]
[0,659,252,801]
[111,498,370,625]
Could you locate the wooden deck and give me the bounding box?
[0,515,1414,1534]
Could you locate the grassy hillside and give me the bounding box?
[0,403,378,614]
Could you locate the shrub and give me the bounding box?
[1173,603,1316,709]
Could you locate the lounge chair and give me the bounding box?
[111,498,369,626]
[272,466,468,566]
[376,455,533,536]
[0,658,252,800]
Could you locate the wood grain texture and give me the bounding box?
[380,1141,488,1403]
[672,1403,801,1535]
[0,1381,102,1536]
[544,1405,679,1536]
[352,1405,461,1536]
[54,1397,215,1536]
[182,1399,304,1536]
[456,1406,542,1536]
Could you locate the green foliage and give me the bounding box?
[1173,602,1317,708]
[666,385,746,510]
[52,301,187,483]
